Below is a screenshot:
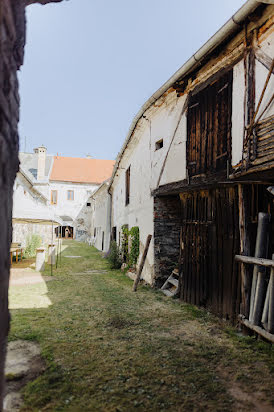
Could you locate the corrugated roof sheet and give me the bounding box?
[50,156,115,184]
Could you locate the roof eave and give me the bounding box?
[108,0,263,191]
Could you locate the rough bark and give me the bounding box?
[0,1,63,408]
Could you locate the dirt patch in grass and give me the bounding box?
[4,340,45,412]
[107,315,136,329]
[9,240,274,411]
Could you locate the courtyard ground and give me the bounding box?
[8,240,274,411]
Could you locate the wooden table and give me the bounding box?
[10,247,23,265]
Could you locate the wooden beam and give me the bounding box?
[238,184,251,318]
[132,235,152,292]
[235,255,274,268]
[239,316,274,344]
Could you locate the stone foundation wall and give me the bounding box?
[13,222,58,249]
[154,195,181,288]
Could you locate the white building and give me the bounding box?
[108,1,274,320]
[15,147,115,243]
[12,167,61,248]
[90,180,112,252]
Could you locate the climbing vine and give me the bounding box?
[121,225,129,263]
[129,226,139,267]
[121,225,140,267]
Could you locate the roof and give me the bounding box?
[50,156,115,184]
[108,0,265,190]
[17,168,48,203]
[19,152,53,182]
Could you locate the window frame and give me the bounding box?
[125,166,131,206]
[51,190,58,205]
[67,190,74,201]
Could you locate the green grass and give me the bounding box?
[9,240,274,411]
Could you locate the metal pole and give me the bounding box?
[51,220,53,276]
[59,225,62,266]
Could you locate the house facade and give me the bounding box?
[12,168,61,248]
[109,0,274,320]
[90,181,112,252]
[16,147,115,243]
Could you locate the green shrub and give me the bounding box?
[108,241,122,269]
[121,225,129,263]
[24,234,42,258]
[129,226,139,267]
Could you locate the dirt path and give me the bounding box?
[8,240,274,411]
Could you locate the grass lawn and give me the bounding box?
[9,240,274,411]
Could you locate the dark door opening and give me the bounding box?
[55,226,74,239]
[102,231,104,250]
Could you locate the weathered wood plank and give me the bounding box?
[235,255,274,268]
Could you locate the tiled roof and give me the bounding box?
[50,156,115,184]
[19,152,53,181]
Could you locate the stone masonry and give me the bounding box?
[154,195,181,288]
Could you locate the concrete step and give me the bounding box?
[162,289,174,297]
[168,278,179,287]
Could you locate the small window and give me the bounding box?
[112,227,117,241]
[86,202,91,207]
[125,166,130,206]
[155,139,163,151]
[94,228,96,237]
[51,190,57,205]
[67,190,74,201]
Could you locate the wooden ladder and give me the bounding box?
[161,269,179,297]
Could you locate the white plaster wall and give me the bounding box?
[13,175,51,221]
[49,181,97,220]
[160,96,187,185]
[255,31,274,120]
[49,181,98,239]
[13,222,57,248]
[111,92,185,284]
[232,59,245,166]
[93,185,111,252]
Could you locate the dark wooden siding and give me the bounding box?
[249,114,274,167]
[187,70,233,178]
[180,186,240,320]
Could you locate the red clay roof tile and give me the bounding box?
[50,156,115,184]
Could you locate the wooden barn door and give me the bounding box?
[180,187,240,320]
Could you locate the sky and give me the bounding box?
[19,0,245,160]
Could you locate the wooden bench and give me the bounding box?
[10,243,23,265]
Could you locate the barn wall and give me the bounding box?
[111,92,185,284]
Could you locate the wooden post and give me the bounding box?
[238,185,251,318]
[250,213,270,324]
[132,235,152,292]
[268,255,274,334]
[261,282,270,329]
[178,227,183,296]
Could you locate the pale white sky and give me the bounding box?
[19,0,245,160]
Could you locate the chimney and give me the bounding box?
[34,145,47,180]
